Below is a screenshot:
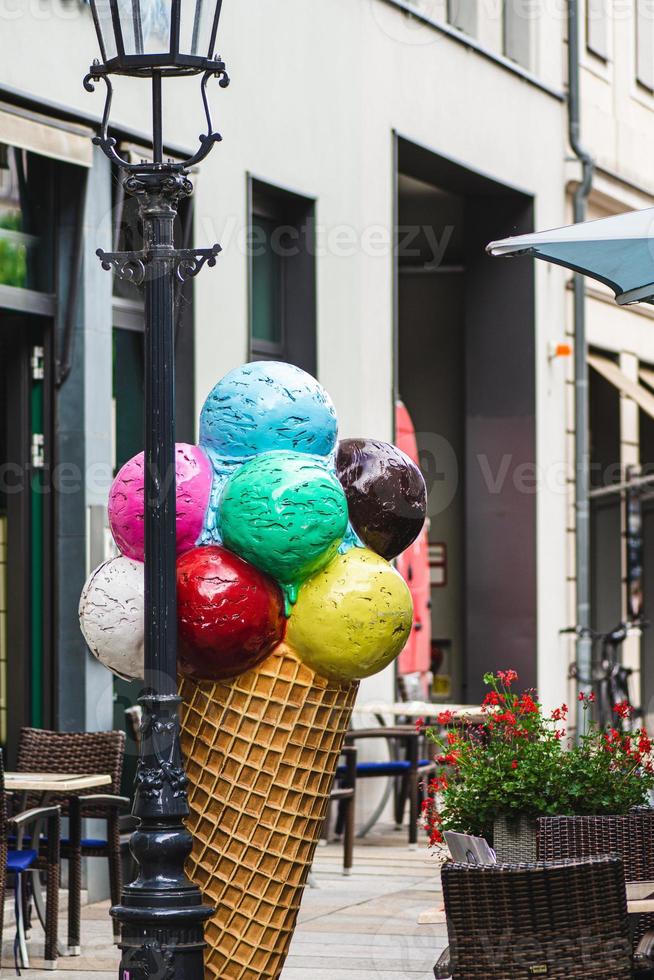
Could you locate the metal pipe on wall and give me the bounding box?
[568,0,595,736]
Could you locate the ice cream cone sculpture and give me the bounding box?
[79,361,427,979]
[180,644,357,979]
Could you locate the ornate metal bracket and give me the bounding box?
[96,248,147,285]
[96,244,222,284]
[84,59,230,174]
[175,244,222,282]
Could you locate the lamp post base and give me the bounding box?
[112,903,212,980]
[110,694,213,980]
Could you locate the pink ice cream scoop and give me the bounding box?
[109,443,212,562]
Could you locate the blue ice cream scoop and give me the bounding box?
[199,361,338,464]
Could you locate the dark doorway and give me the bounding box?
[0,312,53,761]
[396,136,536,703]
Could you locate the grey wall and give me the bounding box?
[463,194,536,702]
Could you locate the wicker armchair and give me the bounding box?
[437,856,635,979]
[538,810,654,948]
[0,748,61,969]
[17,727,130,949]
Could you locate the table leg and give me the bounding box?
[28,791,56,947]
[15,873,30,969]
[67,795,81,955]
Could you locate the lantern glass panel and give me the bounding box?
[121,0,172,57]
[179,0,218,58]
[92,0,118,61]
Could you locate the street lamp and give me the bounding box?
[84,3,229,977]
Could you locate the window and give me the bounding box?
[447,0,477,36]
[587,0,609,60]
[503,0,531,68]
[249,178,317,374]
[637,0,654,90]
[0,146,43,291]
[251,212,283,354]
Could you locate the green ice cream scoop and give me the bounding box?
[219,450,349,605]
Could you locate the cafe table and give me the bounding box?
[627,880,654,914]
[352,701,485,724]
[6,771,111,955]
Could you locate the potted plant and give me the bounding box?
[422,670,654,862]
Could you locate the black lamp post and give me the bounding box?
[84,3,229,977]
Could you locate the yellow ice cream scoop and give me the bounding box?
[286,547,413,683]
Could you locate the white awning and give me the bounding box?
[488,208,654,306]
[0,103,93,168]
[589,353,654,419]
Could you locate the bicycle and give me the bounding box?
[563,620,647,730]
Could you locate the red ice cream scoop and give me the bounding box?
[177,545,286,681]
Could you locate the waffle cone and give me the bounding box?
[179,643,359,980]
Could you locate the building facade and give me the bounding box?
[7,0,635,765]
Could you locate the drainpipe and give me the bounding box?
[568,0,595,737]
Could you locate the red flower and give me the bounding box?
[446,731,458,746]
[551,704,568,722]
[518,693,538,715]
[415,717,425,732]
[511,759,519,769]
[483,691,501,707]
[496,710,517,726]
[614,701,634,720]
[437,710,454,725]
[498,670,518,687]
[639,734,652,755]
[440,751,460,766]
[588,692,596,703]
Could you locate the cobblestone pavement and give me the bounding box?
[3,827,445,980]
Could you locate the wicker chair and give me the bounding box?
[0,747,61,969]
[436,856,636,979]
[538,810,654,948]
[16,727,129,949]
